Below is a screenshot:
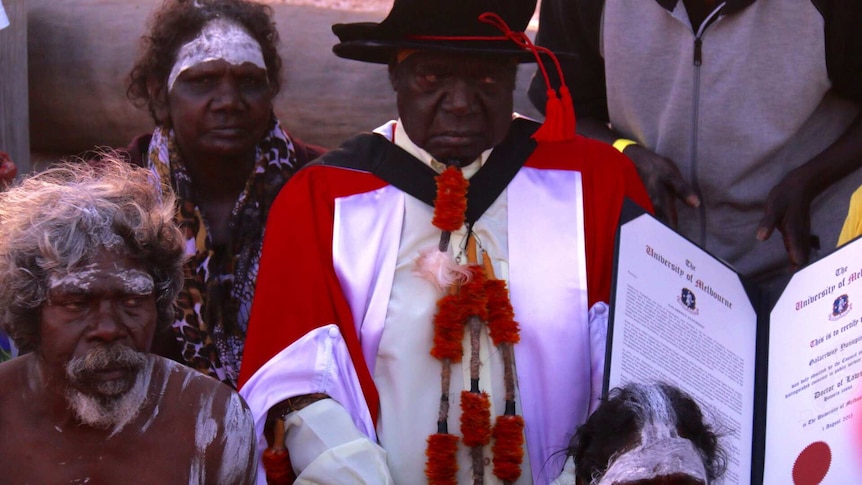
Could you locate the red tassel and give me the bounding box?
[532,87,576,143]
[492,415,525,482]
[262,447,294,485]
[432,166,469,232]
[460,391,493,447]
[485,279,520,346]
[532,89,564,142]
[426,433,460,485]
[559,85,576,135]
[431,293,468,361]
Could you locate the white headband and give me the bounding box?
[596,423,709,484]
[167,18,266,91]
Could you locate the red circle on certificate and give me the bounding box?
[792,441,831,485]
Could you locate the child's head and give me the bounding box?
[567,382,726,485]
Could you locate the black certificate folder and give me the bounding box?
[606,199,862,485]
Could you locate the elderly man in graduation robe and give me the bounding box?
[238,0,652,483]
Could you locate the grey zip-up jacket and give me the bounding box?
[530,0,862,287]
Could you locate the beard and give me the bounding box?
[64,344,153,433]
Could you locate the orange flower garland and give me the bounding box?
[491,415,526,482]
[424,165,525,484]
[460,391,493,447]
[459,265,489,320]
[425,165,470,484]
[483,255,525,483]
[485,278,520,346]
[427,283,463,484]
[415,164,472,291]
[425,433,460,485]
[430,292,468,361]
[432,165,469,232]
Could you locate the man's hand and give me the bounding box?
[756,172,815,270]
[624,144,700,227]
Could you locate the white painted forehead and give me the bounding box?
[595,423,709,485]
[167,17,267,92]
[48,265,155,295]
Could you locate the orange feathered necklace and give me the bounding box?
[418,165,525,484]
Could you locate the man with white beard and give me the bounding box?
[0,158,257,484]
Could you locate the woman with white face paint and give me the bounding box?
[126,0,325,389]
[552,382,727,485]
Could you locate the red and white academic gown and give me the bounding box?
[239,118,652,484]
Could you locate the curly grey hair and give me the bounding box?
[0,157,185,352]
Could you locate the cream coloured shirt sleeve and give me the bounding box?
[284,398,393,484]
[588,302,609,415]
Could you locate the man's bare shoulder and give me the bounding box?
[155,356,230,392]
[0,356,31,410]
[0,357,24,428]
[152,356,251,417]
[149,357,258,484]
[0,355,25,381]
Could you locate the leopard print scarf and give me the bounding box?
[147,118,300,388]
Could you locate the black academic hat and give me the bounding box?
[331,0,539,64]
[333,0,577,142]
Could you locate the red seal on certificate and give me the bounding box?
[792,441,831,485]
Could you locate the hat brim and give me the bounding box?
[331,21,576,65]
[333,39,540,65]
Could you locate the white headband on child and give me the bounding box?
[595,422,709,485]
[167,17,266,91]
